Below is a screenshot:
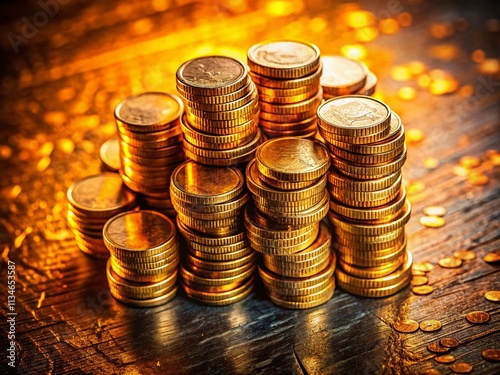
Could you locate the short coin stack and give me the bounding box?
[176,56,261,166]
[317,95,412,297]
[66,173,137,259]
[245,137,335,309]
[321,56,377,99]
[170,160,257,305]
[114,92,185,216]
[247,40,323,138]
[104,210,179,307]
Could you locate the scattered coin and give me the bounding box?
[420,369,441,375]
[435,355,456,364]
[423,205,447,217]
[411,275,429,286]
[452,250,476,261]
[483,250,500,263]
[420,319,442,332]
[427,342,451,353]
[484,290,500,302]
[413,285,434,295]
[449,362,473,374]
[412,270,427,276]
[465,310,491,324]
[438,257,462,269]
[420,216,445,228]
[459,155,481,168]
[393,319,419,333]
[482,348,500,362]
[440,337,459,348]
[413,262,434,272]
[468,172,489,186]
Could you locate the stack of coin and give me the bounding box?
[247,40,323,138]
[66,173,137,259]
[104,210,179,307]
[321,56,377,99]
[114,92,185,216]
[99,136,121,172]
[317,95,412,297]
[245,137,335,309]
[176,56,261,166]
[170,160,257,305]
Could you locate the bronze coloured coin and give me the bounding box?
[440,338,459,348]
[419,320,442,332]
[434,355,455,364]
[465,310,491,324]
[438,257,463,269]
[412,285,434,295]
[484,291,500,302]
[449,362,473,374]
[482,348,500,362]
[393,319,419,333]
[320,55,367,96]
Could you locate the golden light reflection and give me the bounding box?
[340,44,367,60]
[344,10,376,29]
[265,0,304,17]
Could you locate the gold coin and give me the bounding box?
[337,240,407,268]
[393,319,419,333]
[320,56,367,96]
[254,191,325,216]
[186,251,256,271]
[411,275,429,286]
[259,88,322,114]
[329,141,405,165]
[338,257,404,279]
[319,123,390,145]
[453,250,477,261]
[176,217,246,246]
[172,193,249,220]
[412,262,434,272]
[317,96,391,137]
[103,210,177,256]
[120,172,171,196]
[186,106,259,128]
[180,263,255,286]
[116,121,183,142]
[184,83,257,112]
[247,40,320,79]
[187,246,253,262]
[177,77,252,104]
[261,127,317,139]
[181,276,254,301]
[184,147,257,166]
[249,64,322,89]
[110,285,177,307]
[269,280,334,309]
[119,137,183,157]
[255,137,330,182]
[267,278,334,303]
[183,280,254,306]
[248,228,318,255]
[265,251,331,278]
[438,257,462,269]
[328,169,401,192]
[356,70,377,96]
[115,92,183,133]
[176,212,240,230]
[259,87,318,104]
[483,250,500,263]
[419,319,442,332]
[427,342,451,354]
[412,270,426,276]
[67,173,136,218]
[440,338,459,348]
[449,362,473,374]
[260,174,319,190]
[111,257,179,283]
[176,56,248,95]
[328,174,402,203]
[99,137,121,172]
[120,151,185,169]
[420,216,446,228]
[465,310,490,324]
[423,205,447,217]
[482,349,500,362]
[114,243,179,264]
[184,237,248,254]
[434,355,456,364]
[170,160,244,205]
[412,285,434,295]
[485,290,500,302]
[185,259,255,279]
[336,273,410,298]
[185,96,258,121]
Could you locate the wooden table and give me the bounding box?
[0,0,499,374]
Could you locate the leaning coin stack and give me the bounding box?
[245,137,335,309]
[321,56,377,99]
[317,95,412,297]
[66,173,137,259]
[176,56,261,166]
[247,40,323,138]
[170,160,257,305]
[114,92,185,216]
[104,210,180,307]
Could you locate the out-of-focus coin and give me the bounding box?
[423,206,447,217]
[483,250,500,263]
[411,275,429,286]
[420,216,446,228]
[412,262,434,272]
[419,320,442,332]
[412,285,434,295]
[393,319,419,333]
[482,348,500,362]
[484,290,500,302]
[100,137,121,171]
[453,250,477,261]
[438,257,462,269]
[427,342,451,354]
[434,355,456,364]
[440,338,459,348]
[449,362,473,374]
[465,310,491,324]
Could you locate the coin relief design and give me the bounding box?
[179,56,245,88]
[260,140,328,172]
[250,41,318,68]
[323,99,387,127]
[116,93,183,126]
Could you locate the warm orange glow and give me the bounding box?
[398,86,416,100]
[345,10,376,29]
[423,157,439,169]
[460,156,481,169]
[459,85,474,97]
[471,49,486,63]
[429,44,461,61]
[417,74,431,88]
[479,58,500,74]
[429,78,459,95]
[430,22,454,39]
[379,18,399,35]
[355,26,379,42]
[310,17,327,32]
[37,157,52,172]
[406,129,425,143]
[397,12,413,27]
[391,66,412,81]
[340,44,367,60]
[265,0,303,17]
[0,145,12,159]
[408,61,426,76]
[58,139,75,154]
[468,172,489,186]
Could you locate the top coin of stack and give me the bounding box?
[176,56,261,166]
[67,173,137,258]
[247,40,323,138]
[317,95,411,298]
[321,56,377,99]
[114,92,185,216]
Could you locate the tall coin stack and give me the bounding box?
[176,56,261,166]
[67,173,137,259]
[114,92,185,216]
[321,56,377,99]
[170,160,257,306]
[247,40,323,138]
[104,210,179,307]
[317,95,412,298]
[245,138,336,309]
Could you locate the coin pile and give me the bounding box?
[66,173,137,258]
[247,40,323,138]
[321,56,377,99]
[114,92,185,216]
[176,56,261,166]
[317,95,412,297]
[245,137,335,309]
[104,210,179,307]
[170,160,257,305]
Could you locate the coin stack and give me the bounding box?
[247,40,323,138]
[170,160,257,306]
[114,92,185,216]
[104,210,179,307]
[245,137,335,309]
[66,173,137,259]
[317,95,412,297]
[321,56,377,99]
[99,136,121,172]
[176,56,261,166]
